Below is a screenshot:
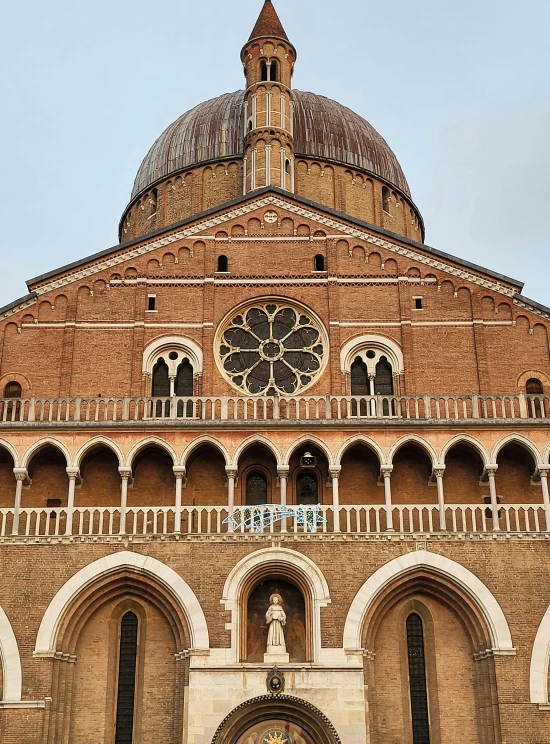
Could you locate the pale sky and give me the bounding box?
[1,0,549,307]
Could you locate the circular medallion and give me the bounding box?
[264,210,278,224]
[217,300,327,396]
[260,729,290,744]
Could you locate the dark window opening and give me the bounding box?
[114,611,138,744]
[285,159,291,174]
[260,60,268,81]
[270,60,279,81]
[314,254,325,272]
[4,382,22,399]
[175,359,193,397]
[248,119,253,132]
[414,298,423,310]
[526,378,543,395]
[406,613,430,744]
[351,357,369,416]
[246,472,268,506]
[152,358,170,397]
[217,255,229,272]
[382,186,391,214]
[374,356,394,395]
[147,296,156,311]
[297,472,318,505]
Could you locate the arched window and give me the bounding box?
[406,613,430,744]
[526,378,544,395]
[296,472,318,505]
[246,472,268,506]
[374,356,394,395]
[175,359,193,397]
[152,358,170,397]
[270,60,279,81]
[260,60,269,81]
[351,357,369,396]
[382,186,391,214]
[313,254,325,272]
[114,611,138,744]
[3,382,22,398]
[217,255,229,273]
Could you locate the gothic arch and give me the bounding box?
[343,550,514,654]
[491,434,542,467]
[387,435,439,468]
[211,695,342,744]
[21,437,72,469]
[34,551,209,654]
[74,436,125,469]
[530,605,550,705]
[0,438,20,468]
[439,434,491,467]
[221,547,330,663]
[282,435,335,468]
[335,435,386,468]
[142,335,203,375]
[181,435,231,468]
[232,435,283,468]
[0,604,22,702]
[340,334,404,375]
[125,436,178,469]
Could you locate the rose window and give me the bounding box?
[219,303,325,395]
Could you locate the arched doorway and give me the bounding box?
[212,696,341,744]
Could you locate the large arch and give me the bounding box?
[387,434,439,468]
[0,439,20,468]
[181,435,231,468]
[34,551,209,654]
[335,434,386,468]
[530,605,550,706]
[221,548,330,663]
[343,550,514,654]
[21,437,72,469]
[211,695,342,744]
[125,436,178,469]
[340,334,404,375]
[282,435,336,468]
[0,604,22,702]
[142,335,203,376]
[491,434,542,468]
[439,434,491,468]
[73,436,125,469]
[231,435,283,469]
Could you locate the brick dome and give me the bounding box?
[131,90,411,200]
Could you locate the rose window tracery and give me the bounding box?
[219,302,325,395]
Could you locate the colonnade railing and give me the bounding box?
[0,503,548,538]
[1,393,549,423]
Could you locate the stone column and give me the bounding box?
[433,467,447,531]
[278,466,289,533]
[173,467,186,534]
[539,466,550,531]
[119,467,132,535]
[65,467,80,536]
[381,466,394,531]
[12,468,28,536]
[330,468,341,532]
[226,468,237,532]
[486,466,500,531]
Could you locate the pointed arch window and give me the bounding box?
[406,613,430,744]
[374,356,394,395]
[152,358,170,397]
[114,611,139,744]
[175,359,194,397]
[270,59,279,81]
[261,60,269,81]
[246,472,268,506]
[351,357,369,396]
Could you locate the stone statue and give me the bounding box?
[266,594,287,652]
[244,733,258,744]
[292,733,307,744]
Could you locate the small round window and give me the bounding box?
[218,301,326,395]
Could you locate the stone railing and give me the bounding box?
[0,392,549,424]
[0,503,547,538]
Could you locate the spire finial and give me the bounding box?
[249,0,289,42]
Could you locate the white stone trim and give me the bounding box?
[125,436,178,468]
[221,547,331,663]
[439,434,491,468]
[231,435,283,468]
[21,437,72,469]
[340,334,404,375]
[343,550,514,654]
[490,434,542,468]
[74,436,125,469]
[387,434,439,468]
[142,335,203,376]
[0,438,20,468]
[34,551,209,654]
[530,605,550,705]
[282,434,336,468]
[0,604,22,702]
[335,435,387,468]
[181,435,231,468]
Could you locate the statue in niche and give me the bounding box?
[244,734,259,744]
[266,594,287,652]
[292,733,307,744]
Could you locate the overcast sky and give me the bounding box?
[1,0,549,307]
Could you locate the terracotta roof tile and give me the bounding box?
[249,0,289,41]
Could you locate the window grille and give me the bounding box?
[406,613,430,744]
[297,472,318,505]
[246,472,268,505]
[152,359,170,397]
[114,611,138,744]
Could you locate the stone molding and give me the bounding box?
[530,604,550,705]
[0,603,22,702]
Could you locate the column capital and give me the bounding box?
[329,467,342,479]
[225,467,238,478]
[485,464,498,475]
[538,465,550,475]
[173,466,186,477]
[432,467,446,479]
[66,467,80,479]
[119,467,132,479]
[13,468,28,482]
[277,466,290,477]
[380,465,393,476]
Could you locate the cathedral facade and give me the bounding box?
[1,2,550,743]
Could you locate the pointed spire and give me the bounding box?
[249,0,289,41]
